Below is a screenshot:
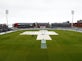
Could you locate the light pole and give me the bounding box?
[5,10,8,26]
[71,10,74,28]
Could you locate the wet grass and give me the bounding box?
[0,30,82,61]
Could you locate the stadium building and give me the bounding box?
[51,21,71,28]
[13,23,50,28]
[13,23,35,28]
[0,24,11,32]
[73,20,82,28]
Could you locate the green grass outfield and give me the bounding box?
[0,30,82,61]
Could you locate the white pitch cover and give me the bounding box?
[20,30,58,49]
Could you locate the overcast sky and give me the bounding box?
[0,0,82,25]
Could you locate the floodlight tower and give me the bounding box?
[71,10,74,28]
[5,10,9,26]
